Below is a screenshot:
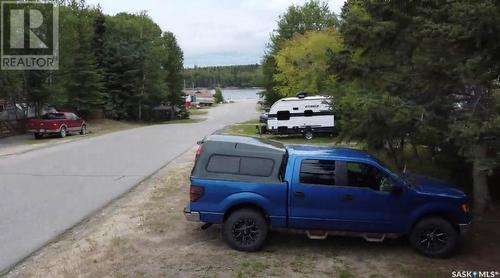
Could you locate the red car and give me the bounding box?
[27,112,87,139]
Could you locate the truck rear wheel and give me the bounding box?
[223,209,268,252]
[59,126,67,138]
[34,133,43,139]
[409,217,458,258]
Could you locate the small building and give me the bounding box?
[183,88,215,107]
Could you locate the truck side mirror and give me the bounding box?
[380,178,401,194]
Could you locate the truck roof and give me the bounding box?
[286,145,375,160]
[203,135,285,153]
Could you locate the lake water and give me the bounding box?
[219,88,263,101]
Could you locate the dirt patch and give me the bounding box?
[6,148,500,278]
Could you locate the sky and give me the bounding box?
[85,0,345,68]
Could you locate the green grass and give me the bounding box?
[189,109,209,116]
[223,120,361,147]
[224,120,260,136]
[233,259,269,278]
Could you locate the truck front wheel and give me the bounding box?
[409,217,458,258]
[222,209,268,252]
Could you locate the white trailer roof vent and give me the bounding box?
[296,92,308,98]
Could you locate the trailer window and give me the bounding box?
[300,159,335,186]
[277,111,290,121]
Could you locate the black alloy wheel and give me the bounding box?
[223,209,268,252]
[409,217,459,257]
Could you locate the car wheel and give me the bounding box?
[59,126,67,138]
[80,125,87,135]
[409,217,458,258]
[34,133,43,139]
[304,130,314,140]
[223,209,268,252]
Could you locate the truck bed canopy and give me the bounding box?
[192,135,286,183]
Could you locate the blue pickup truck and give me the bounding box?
[184,135,471,257]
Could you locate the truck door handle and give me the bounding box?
[342,194,354,201]
[294,191,305,198]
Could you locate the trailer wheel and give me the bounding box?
[304,130,314,140]
[260,125,267,134]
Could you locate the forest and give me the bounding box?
[260,0,500,212]
[0,0,184,121]
[183,64,263,88]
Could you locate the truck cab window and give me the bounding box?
[300,159,335,186]
[346,162,393,191]
[277,111,290,121]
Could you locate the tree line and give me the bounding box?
[0,0,184,121]
[183,64,263,89]
[260,0,500,212]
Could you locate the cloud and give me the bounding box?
[85,0,345,67]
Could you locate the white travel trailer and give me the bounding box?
[266,94,334,139]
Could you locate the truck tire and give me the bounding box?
[34,133,43,139]
[80,124,87,135]
[59,126,67,138]
[222,209,268,252]
[409,217,458,258]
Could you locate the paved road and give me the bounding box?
[0,100,259,272]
